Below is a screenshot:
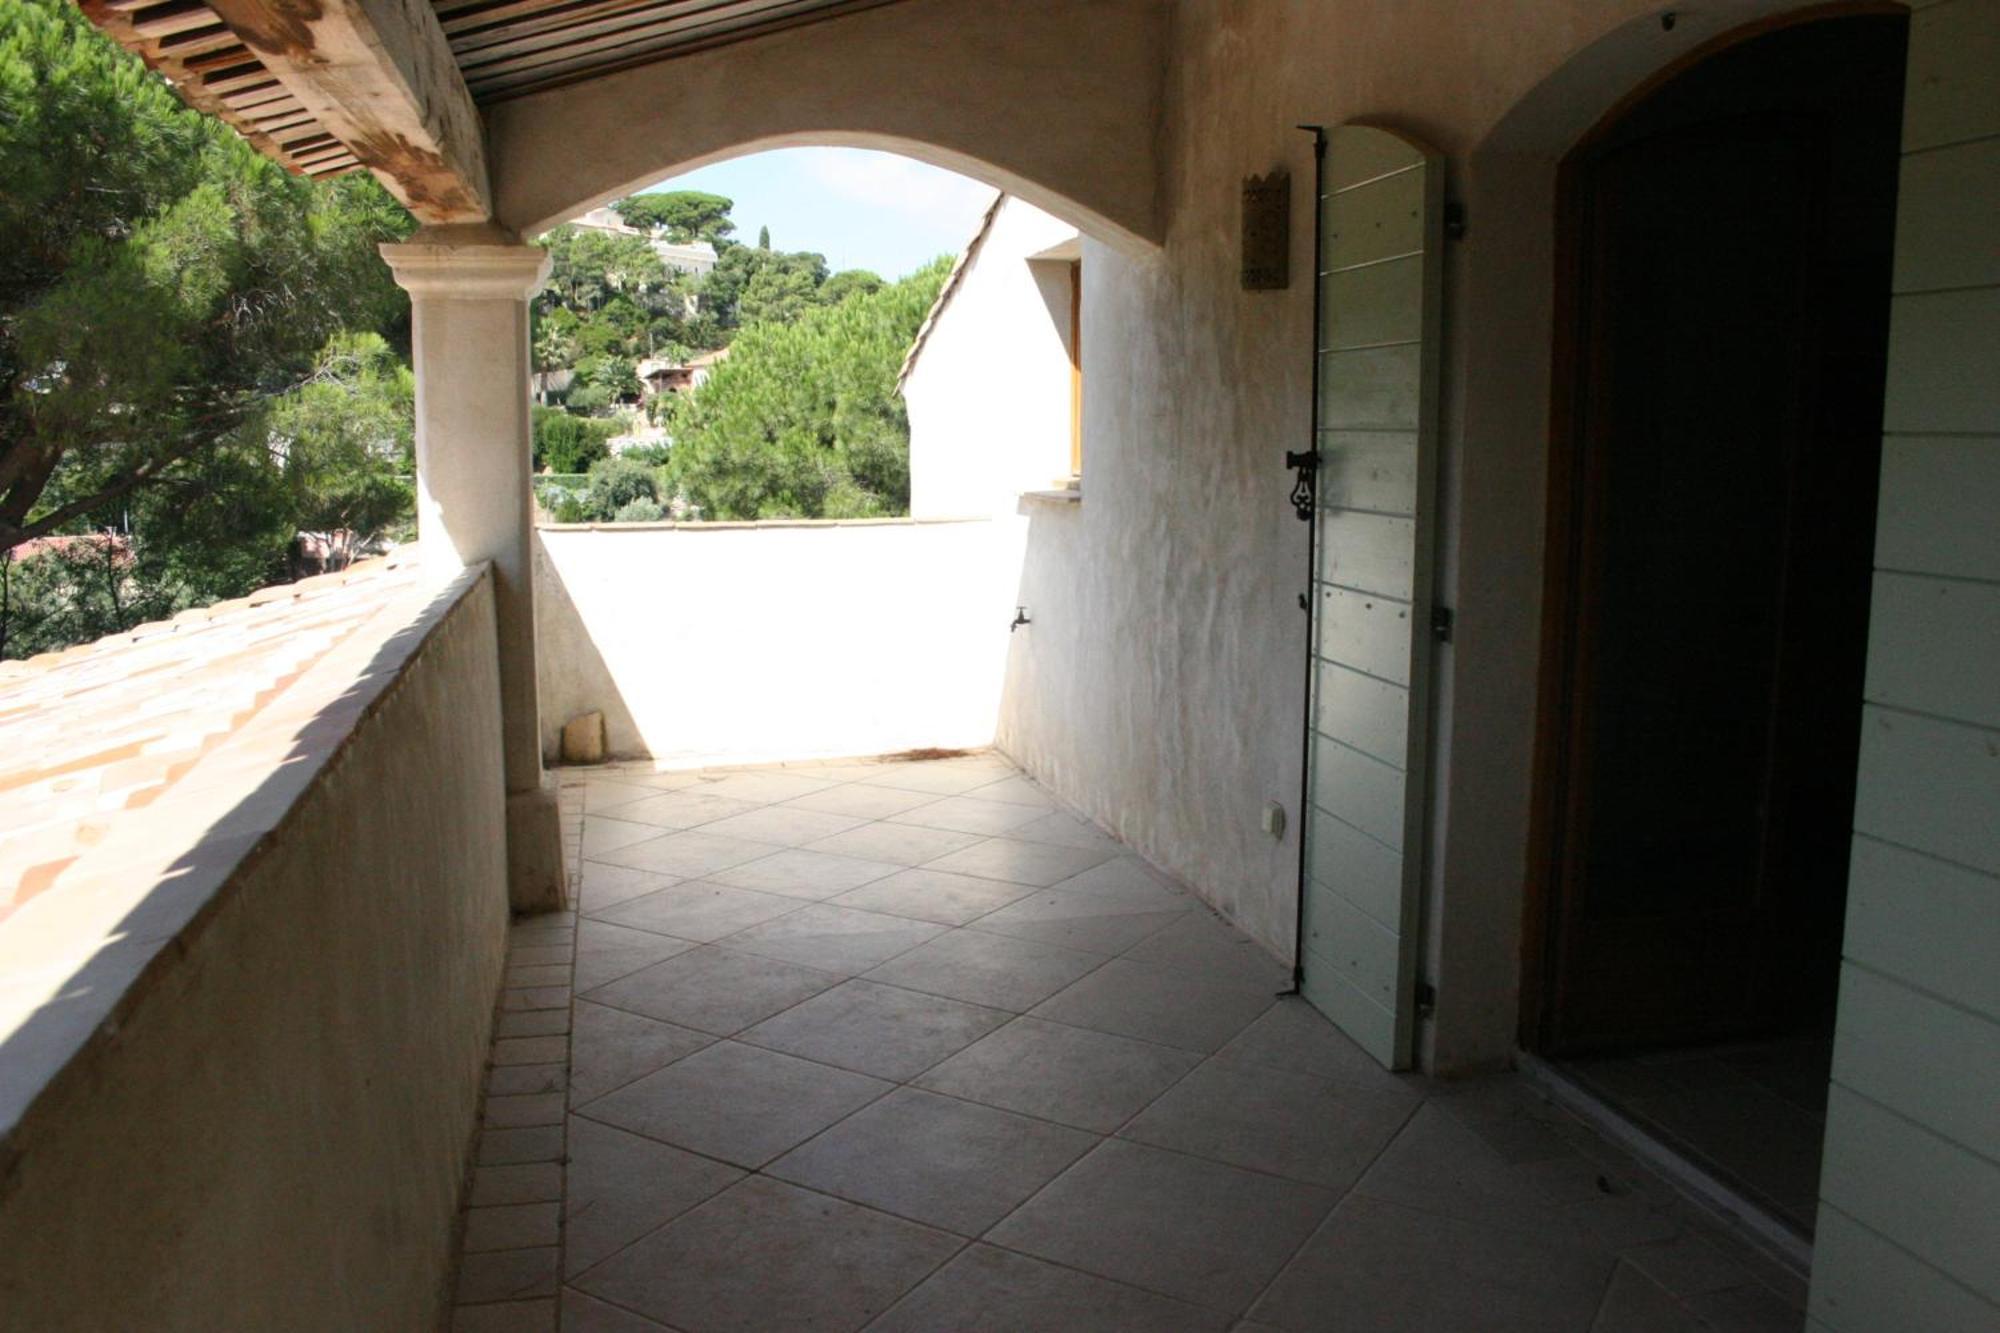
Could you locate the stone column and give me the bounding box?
[380,224,563,913]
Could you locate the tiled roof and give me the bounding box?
[0,554,422,925]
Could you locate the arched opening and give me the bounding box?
[1523,9,1908,1245]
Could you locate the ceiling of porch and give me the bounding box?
[77,0,911,183]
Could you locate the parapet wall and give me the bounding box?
[0,566,508,1330]
[535,518,1028,768]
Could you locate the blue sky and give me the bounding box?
[635,147,997,280]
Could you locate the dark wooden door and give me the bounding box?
[1537,16,1905,1055]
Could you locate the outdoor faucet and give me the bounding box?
[1010,606,1032,632]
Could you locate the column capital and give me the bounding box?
[380,222,551,300]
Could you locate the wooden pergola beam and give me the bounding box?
[201,0,493,222]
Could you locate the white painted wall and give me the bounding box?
[903,197,1080,518]
[535,520,1027,767]
[1811,3,2000,1328]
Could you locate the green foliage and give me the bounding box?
[265,333,415,545]
[613,498,665,523]
[584,456,660,515]
[665,257,949,520]
[0,0,413,554]
[532,405,619,473]
[820,269,886,306]
[612,191,735,244]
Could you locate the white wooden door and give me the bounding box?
[1298,123,1444,1070]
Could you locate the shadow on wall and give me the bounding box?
[534,533,642,759]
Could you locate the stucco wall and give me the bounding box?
[996,0,1821,1069]
[485,0,1169,248]
[905,196,1080,518]
[0,571,509,1330]
[536,520,1027,767]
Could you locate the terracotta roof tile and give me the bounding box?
[0,554,422,924]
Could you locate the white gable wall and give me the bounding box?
[903,197,1080,518]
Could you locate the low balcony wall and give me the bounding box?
[0,564,508,1329]
[535,518,1028,767]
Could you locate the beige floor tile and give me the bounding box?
[577,862,676,915]
[581,817,669,859]
[960,774,1059,807]
[830,866,1037,926]
[1590,1263,1708,1332]
[989,1138,1335,1314]
[969,890,1187,955]
[455,1247,561,1305]
[806,821,986,866]
[922,836,1116,887]
[582,945,838,1036]
[568,999,712,1105]
[495,1008,570,1039]
[1249,1195,1612,1332]
[784,784,944,819]
[738,978,1009,1081]
[863,928,1104,1012]
[484,1092,567,1129]
[464,1202,560,1253]
[451,1298,557,1332]
[719,902,945,976]
[470,1162,564,1207]
[1213,998,1417,1097]
[603,790,761,831]
[870,1244,1230,1333]
[494,1034,569,1066]
[1121,911,1292,991]
[768,1087,1095,1235]
[489,1062,566,1097]
[590,830,781,879]
[916,1015,1200,1133]
[695,771,839,804]
[578,1040,890,1168]
[709,846,904,900]
[593,881,804,943]
[862,762,1016,795]
[575,1177,958,1333]
[478,1125,565,1166]
[565,1115,742,1277]
[695,805,867,848]
[573,918,697,991]
[1006,810,1127,855]
[1120,1058,1418,1189]
[887,795,1051,837]
[559,1288,673,1331]
[1030,957,1275,1054]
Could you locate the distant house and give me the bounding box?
[898,194,1082,518]
[569,206,719,278]
[638,346,729,401]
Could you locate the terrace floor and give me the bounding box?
[448,751,1808,1332]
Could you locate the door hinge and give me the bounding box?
[1430,605,1454,643]
[1284,449,1319,522]
[1415,980,1437,1017]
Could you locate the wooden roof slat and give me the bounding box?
[156,23,241,56]
[465,0,906,102]
[444,0,722,45]
[455,0,824,76]
[128,0,222,40]
[219,80,288,109]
